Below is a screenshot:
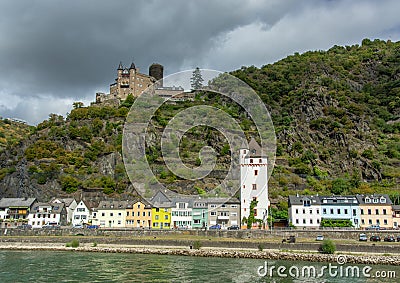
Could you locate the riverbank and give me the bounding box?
[0,238,399,266]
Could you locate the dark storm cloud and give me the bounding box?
[0,0,399,124]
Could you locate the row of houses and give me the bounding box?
[0,138,271,230]
[288,194,400,229]
[0,192,241,229]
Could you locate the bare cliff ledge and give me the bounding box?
[0,38,399,202]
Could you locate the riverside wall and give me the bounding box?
[1,228,399,240]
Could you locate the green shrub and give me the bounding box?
[319,239,336,254]
[193,240,202,250]
[66,239,80,248]
[92,242,97,247]
[258,243,264,251]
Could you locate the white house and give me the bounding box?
[51,198,77,224]
[72,200,91,226]
[288,195,322,228]
[171,198,193,229]
[93,200,129,228]
[28,202,67,228]
[240,138,269,229]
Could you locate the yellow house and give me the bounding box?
[126,201,152,228]
[151,207,171,229]
[150,191,172,229]
[356,194,393,229]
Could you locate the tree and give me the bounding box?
[190,67,204,90]
[73,102,84,109]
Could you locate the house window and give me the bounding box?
[194,219,200,224]
[259,159,262,163]
[210,204,216,208]
[118,213,122,216]
[376,220,380,225]
[302,219,306,224]
[138,204,141,209]
[383,209,387,215]
[155,208,159,212]
[250,159,253,164]
[296,209,299,214]
[231,205,237,208]
[221,204,227,208]
[309,209,312,214]
[361,219,365,225]
[316,209,320,214]
[164,215,168,220]
[330,209,334,214]
[155,215,159,220]
[254,170,258,176]
[323,209,326,214]
[210,212,216,216]
[344,209,348,214]
[337,209,341,214]
[375,209,379,215]
[148,212,151,216]
[252,184,257,190]
[126,212,129,216]
[310,219,313,224]
[101,213,105,217]
[360,209,364,215]
[353,209,356,216]
[368,209,371,215]
[302,209,305,214]
[368,219,372,224]
[110,213,113,217]
[317,219,320,224]
[143,212,146,216]
[137,212,140,216]
[384,219,388,225]
[295,219,299,224]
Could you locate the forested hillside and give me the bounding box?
[0,39,399,207]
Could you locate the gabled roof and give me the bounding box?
[150,191,172,208]
[392,205,400,211]
[355,194,392,205]
[288,195,321,206]
[51,198,76,207]
[97,200,131,210]
[118,61,123,70]
[0,198,36,208]
[129,62,136,70]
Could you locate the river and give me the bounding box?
[0,250,397,282]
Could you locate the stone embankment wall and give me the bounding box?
[1,228,399,240]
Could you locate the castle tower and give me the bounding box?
[149,63,164,87]
[240,138,269,229]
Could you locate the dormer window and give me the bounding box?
[251,149,256,154]
[365,197,371,203]
[380,197,386,203]
[373,199,378,204]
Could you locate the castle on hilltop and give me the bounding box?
[96,62,164,103]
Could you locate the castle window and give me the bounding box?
[254,170,258,176]
[252,184,257,190]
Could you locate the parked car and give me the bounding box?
[384,235,396,242]
[17,224,32,229]
[397,236,400,242]
[359,233,368,241]
[227,225,240,230]
[73,224,83,229]
[316,235,324,241]
[366,225,380,230]
[209,224,221,230]
[370,235,381,242]
[282,235,296,243]
[86,225,99,229]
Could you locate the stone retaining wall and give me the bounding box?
[1,228,399,240]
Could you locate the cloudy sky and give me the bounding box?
[1,0,399,125]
